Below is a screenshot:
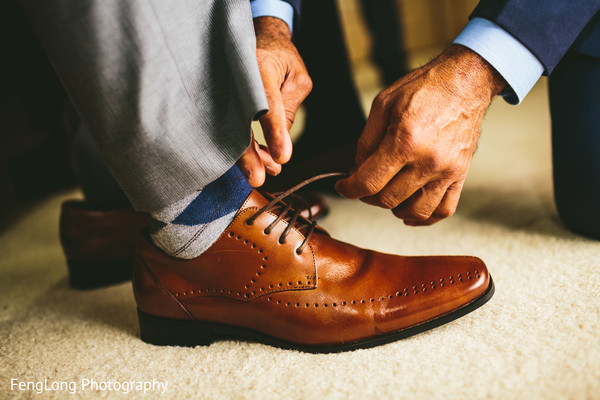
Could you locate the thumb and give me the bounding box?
[237,132,266,187]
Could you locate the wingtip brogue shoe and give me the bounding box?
[133,176,494,353]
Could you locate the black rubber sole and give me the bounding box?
[138,277,495,353]
[67,258,133,289]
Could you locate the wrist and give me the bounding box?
[254,16,291,42]
[436,44,506,103]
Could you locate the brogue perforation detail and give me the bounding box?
[265,271,481,308]
[174,229,316,300]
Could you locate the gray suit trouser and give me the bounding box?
[19,0,268,211]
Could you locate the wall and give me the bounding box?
[337,0,479,62]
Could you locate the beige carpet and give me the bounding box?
[2,79,600,399]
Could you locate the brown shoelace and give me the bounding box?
[245,172,347,254]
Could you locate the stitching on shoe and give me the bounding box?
[175,230,317,301]
[171,184,247,257]
[138,252,197,322]
[174,206,323,302]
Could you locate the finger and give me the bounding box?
[354,92,393,166]
[257,144,282,176]
[392,180,449,221]
[336,129,412,199]
[403,181,464,226]
[259,65,293,164]
[335,146,405,199]
[360,166,430,209]
[237,140,266,187]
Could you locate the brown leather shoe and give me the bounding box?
[59,201,147,289]
[59,193,329,289]
[134,173,494,353]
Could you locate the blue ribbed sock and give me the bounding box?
[149,166,252,259]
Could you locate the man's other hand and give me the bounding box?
[336,45,505,225]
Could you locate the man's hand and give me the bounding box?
[336,45,505,225]
[238,16,312,187]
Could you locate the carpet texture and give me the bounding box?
[1,80,599,399]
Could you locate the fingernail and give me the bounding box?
[265,165,278,176]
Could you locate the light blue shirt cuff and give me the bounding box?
[251,0,294,34]
[453,17,543,105]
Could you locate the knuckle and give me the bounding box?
[428,153,446,171]
[377,192,399,209]
[285,111,296,124]
[372,92,388,109]
[390,125,419,156]
[421,152,448,174]
[359,178,380,197]
[408,208,432,221]
[298,74,313,92]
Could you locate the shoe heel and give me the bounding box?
[67,258,133,289]
[137,308,215,347]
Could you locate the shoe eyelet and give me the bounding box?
[278,238,285,245]
[263,229,270,235]
[245,220,253,226]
